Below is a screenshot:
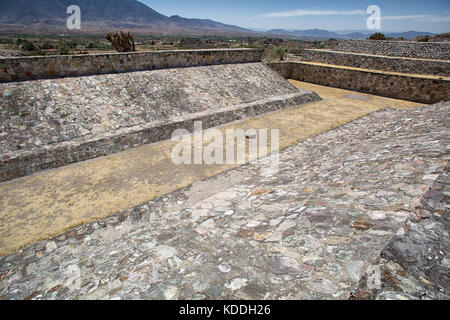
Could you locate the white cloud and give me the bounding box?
[261,9,366,18]
[261,9,450,24]
[382,15,433,20]
[382,14,450,23]
[419,15,450,23]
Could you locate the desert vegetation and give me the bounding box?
[0,31,448,58]
[106,31,136,52]
[368,32,387,40]
[264,46,289,62]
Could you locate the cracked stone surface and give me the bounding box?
[0,102,448,300]
[351,169,449,300]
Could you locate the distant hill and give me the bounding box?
[0,1,442,39]
[266,28,438,40]
[267,28,341,39]
[431,32,450,42]
[0,0,255,35]
[266,28,369,40]
[266,29,295,36]
[299,29,341,39]
[385,31,436,39]
[339,32,368,40]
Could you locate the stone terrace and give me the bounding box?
[301,49,450,77]
[0,63,305,156]
[272,39,450,105]
[0,102,448,300]
[333,39,450,60]
[0,62,319,182]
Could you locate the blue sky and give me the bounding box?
[141,0,450,33]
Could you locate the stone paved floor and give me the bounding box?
[0,102,448,300]
[0,81,422,257]
[351,168,449,300]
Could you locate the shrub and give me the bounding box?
[416,35,429,42]
[57,42,70,55]
[86,42,113,50]
[40,41,55,50]
[0,38,13,44]
[268,46,288,61]
[289,48,304,55]
[21,40,36,51]
[368,32,386,40]
[67,40,78,49]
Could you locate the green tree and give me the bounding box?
[40,41,55,50]
[22,40,36,51]
[416,35,429,42]
[269,46,288,61]
[0,38,13,44]
[57,42,70,55]
[368,33,387,40]
[67,40,78,49]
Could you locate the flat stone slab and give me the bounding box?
[0,101,448,300]
[0,62,320,182]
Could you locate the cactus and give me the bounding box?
[105,31,136,52]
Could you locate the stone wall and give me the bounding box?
[335,39,450,60]
[302,49,450,76]
[0,62,320,182]
[268,62,450,104]
[0,49,263,82]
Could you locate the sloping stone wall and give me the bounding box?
[0,62,320,182]
[269,62,450,104]
[335,40,450,60]
[302,49,450,76]
[351,164,450,300]
[0,49,263,82]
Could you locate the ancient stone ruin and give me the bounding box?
[0,40,448,300]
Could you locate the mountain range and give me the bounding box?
[265,28,436,40]
[0,0,438,39]
[0,0,254,35]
